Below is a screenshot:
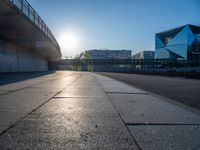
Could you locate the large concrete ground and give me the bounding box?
[99,72,200,110]
[0,71,200,150]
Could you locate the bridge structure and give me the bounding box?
[0,0,61,73]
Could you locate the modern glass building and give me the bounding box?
[155,24,200,60]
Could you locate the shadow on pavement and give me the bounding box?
[0,71,56,85]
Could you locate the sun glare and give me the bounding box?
[58,32,79,50]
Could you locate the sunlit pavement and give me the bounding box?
[0,71,200,150]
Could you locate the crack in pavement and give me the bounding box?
[92,74,143,150]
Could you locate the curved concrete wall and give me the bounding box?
[0,39,48,73]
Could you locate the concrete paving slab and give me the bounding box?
[70,80,100,87]
[102,81,146,93]
[94,73,200,124]
[55,86,107,98]
[108,94,200,124]
[69,74,103,87]
[56,75,107,98]
[0,98,138,150]
[0,90,9,95]
[0,87,61,134]
[34,76,79,89]
[1,71,200,149]
[0,79,45,92]
[98,72,200,110]
[0,72,73,92]
[0,73,81,134]
[128,125,200,150]
[94,74,147,93]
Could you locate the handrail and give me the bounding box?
[53,59,200,67]
[6,0,60,51]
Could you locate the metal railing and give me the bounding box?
[52,59,200,67]
[6,0,60,50]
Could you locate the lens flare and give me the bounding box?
[58,32,79,50]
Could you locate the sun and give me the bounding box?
[58,32,79,50]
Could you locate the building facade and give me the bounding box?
[132,51,155,59]
[155,24,200,60]
[83,49,132,59]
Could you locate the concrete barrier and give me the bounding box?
[0,39,48,73]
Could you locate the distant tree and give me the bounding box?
[83,51,91,59]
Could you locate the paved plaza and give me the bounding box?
[0,71,200,150]
[100,72,200,110]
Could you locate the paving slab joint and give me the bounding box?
[126,123,200,126]
[106,92,149,95]
[92,74,143,150]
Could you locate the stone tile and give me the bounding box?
[0,73,81,134]
[128,125,200,150]
[0,90,9,95]
[94,74,147,93]
[56,86,107,98]
[0,87,61,133]
[0,72,73,92]
[108,94,200,124]
[0,98,138,150]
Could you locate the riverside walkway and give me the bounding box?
[0,71,200,150]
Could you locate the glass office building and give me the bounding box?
[155,24,200,60]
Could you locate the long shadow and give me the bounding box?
[0,71,56,86]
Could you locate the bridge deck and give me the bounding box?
[0,0,61,61]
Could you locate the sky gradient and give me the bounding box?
[28,0,200,57]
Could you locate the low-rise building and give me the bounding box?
[132,51,155,59]
[83,49,132,59]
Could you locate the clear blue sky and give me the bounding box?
[28,0,200,57]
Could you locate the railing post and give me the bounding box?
[38,16,39,26]
[28,3,30,18]
[7,0,59,50]
[21,0,23,11]
[33,10,35,24]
